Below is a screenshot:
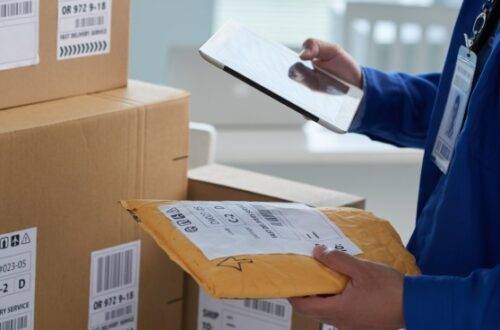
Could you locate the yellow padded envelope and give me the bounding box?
[121,200,419,299]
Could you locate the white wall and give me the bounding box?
[129,0,214,84]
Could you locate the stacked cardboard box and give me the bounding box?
[183,165,364,330]
[0,0,130,110]
[0,80,190,329]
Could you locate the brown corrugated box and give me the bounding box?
[0,80,188,329]
[182,165,365,330]
[0,0,130,110]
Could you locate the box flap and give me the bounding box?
[188,164,365,208]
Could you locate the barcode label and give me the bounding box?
[0,1,33,19]
[104,304,133,322]
[96,249,133,293]
[243,300,286,318]
[0,228,36,330]
[0,315,28,330]
[88,241,140,330]
[254,207,283,227]
[198,290,292,330]
[75,15,104,28]
[57,0,111,60]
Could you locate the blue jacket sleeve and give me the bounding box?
[404,265,500,329]
[350,67,441,149]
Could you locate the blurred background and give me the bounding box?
[129,0,461,243]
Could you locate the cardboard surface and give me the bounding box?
[182,168,364,330]
[0,0,130,110]
[0,81,189,329]
[188,164,365,209]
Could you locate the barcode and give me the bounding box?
[0,1,33,18]
[104,304,133,321]
[255,207,283,227]
[243,300,286,318]
[0,315,28,330]
[96,249,134,293]
[75,16,104,28]
[436,140,451,159]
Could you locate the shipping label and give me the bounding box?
[0,0,39,71]
[0,228,37,330]
[57,0,112,60]
[159,202,361,260]
[198,290,292,330]
[88,241,140,330]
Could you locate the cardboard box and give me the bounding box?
[0,0,130,110]
[0,81,189,329]
[183,164,365,330]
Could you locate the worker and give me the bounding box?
[291,0,499,328]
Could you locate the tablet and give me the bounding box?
[199,22,364,133]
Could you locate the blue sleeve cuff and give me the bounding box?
[348,68,368,132]
[348,66,388,135]
[404,275,454,330]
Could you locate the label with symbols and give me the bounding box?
[0,0,39,71]
[57,0,112,60]
[198,289,292,330]
[88,241,140,330]
[159,201,361,260]
[0,227,37,330]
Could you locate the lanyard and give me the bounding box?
[464,0,500,53]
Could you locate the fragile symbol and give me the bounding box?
[21,233,31,245]
[216,257,253,272]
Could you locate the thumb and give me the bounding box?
[313,245,364,278]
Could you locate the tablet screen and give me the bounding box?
[200,22,363,132]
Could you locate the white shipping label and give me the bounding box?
[57,0,112,60]
[0,0,39,71]
[0,228,37,330]
[198,289,292,330]
[88,241,140,330]
[160,202,361,260]
[322,325,338,330]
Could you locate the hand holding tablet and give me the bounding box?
[199,22,364,133]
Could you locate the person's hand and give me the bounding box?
[289,245,404,330]
[300,39,363,89]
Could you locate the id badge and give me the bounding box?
[432,46,477,174]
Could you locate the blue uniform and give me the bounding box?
[350,0,500,328]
